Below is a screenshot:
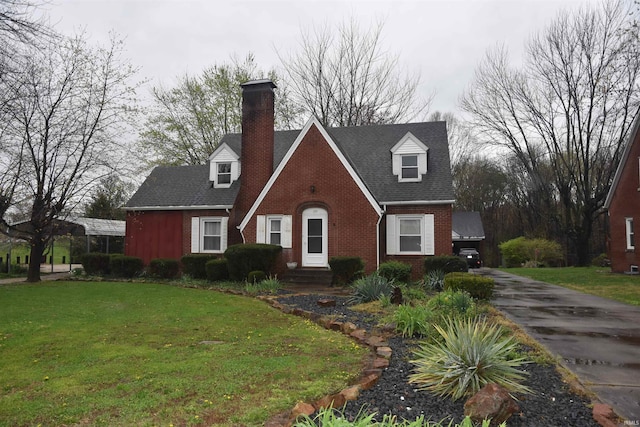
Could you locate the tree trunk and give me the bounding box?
[26,236,45,282]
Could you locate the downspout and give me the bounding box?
[376,204,386,271]
[227,208,246,244]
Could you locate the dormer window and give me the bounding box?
[391,132,429,182]
[217,162,232,185]
[209,143,240,188]
[401,155,419,180]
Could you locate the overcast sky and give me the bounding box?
[43,0,594,116]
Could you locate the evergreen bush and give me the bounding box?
[377,261,412,283]
[205,258,229,281]
[424,255,467,274]
[148,258,180,279]
[444,272,494,300]
[181,254,218,279]
[80,252,111,275]
[109,255,144,278]
[224,244,282,281]
[329,256,364,285]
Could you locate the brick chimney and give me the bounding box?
[229,79,276,243]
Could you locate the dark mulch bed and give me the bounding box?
[275,293,599,427]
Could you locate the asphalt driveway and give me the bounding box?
[480,268,640,424]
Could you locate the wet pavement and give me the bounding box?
[480,268,640,424]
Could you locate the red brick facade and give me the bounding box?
[125,210,183,265]
[382,204,453,280]
[607,121,640,273]
[242,123,381,274]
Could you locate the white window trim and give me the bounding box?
[256,215,292,248]
[400,154,420,182]
[190,216,228,254]
[216,162,232,188]
[386,214,435,255]
[626,217,635,250]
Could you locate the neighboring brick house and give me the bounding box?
[605,114,640,273]
[124,79,455,279]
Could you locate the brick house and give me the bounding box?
[605,114,640,273]
[124,79,455,279]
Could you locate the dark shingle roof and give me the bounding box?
[452,211,485,240]
[125,121,453,209]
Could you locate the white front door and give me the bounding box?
[302,208,328,267]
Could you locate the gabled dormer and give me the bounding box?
[390,132,428,182]
[209,143,240,188]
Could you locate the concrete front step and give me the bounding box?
[282,268,333,285]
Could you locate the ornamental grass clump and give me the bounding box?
[409,317,531,401]
[426,289,475,318]
[393,304,435,338]
[347,273,394,304]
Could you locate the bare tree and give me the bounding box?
[0,33,141,281]
[461,0,640,265]
[428,111,477,171]
[279,19,432,127]
[139,54,302,167]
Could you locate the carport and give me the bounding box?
[3,217,125,273]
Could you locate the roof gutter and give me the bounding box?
[379,199,456,206]
[122,205,234,211]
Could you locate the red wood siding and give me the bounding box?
[243,123,381,274]
[125,211,183,265]
[383,204,453,280]
[608,128,640,273]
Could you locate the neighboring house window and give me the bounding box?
[626,217,635,250]
[256,215,292,248]
[401,155,419,180]
[386,214,435,255]
[268,217,282,245]
[190,216,228,254]
[217,162,231,185]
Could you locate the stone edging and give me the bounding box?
[248,294,392,427]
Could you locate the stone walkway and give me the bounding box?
[480,268,640,424]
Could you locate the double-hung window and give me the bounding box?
[268,217,282,246]
[202,219,222,252]
[386,214,435,255]
[401,155,419,180]
[191,216,227,254]
[626,217,635,250]
[217,162,232,185]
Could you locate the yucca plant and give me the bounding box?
[293,405,501,427]
[347,273,394,304]
[423,269,445,291]
[409,317,531,400]
[244,275,281,294]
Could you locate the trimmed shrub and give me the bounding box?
[444,272,494,300]
[329,256,364,285]
[148,258,180,279]
[591,253,610,267]
[378,261,412,284]
[409,317,531,400]
[224,244,282,281]
[247,270,267,283]
[347,273,394,304]
[499,236,563,267]
[205,258,229,281]
[80,252,111,275]
[181,254,218,279]
[424,255,467,274]
[110,255,144,278]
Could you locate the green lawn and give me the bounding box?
[0,281,368,426]
[502,266,640,306]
